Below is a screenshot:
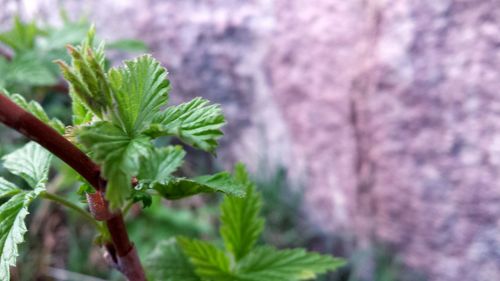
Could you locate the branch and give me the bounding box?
[0,93,146,281]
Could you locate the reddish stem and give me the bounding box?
[0,93,146,281]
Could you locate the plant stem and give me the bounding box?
[0,93,146,281]
[40,191,102,231]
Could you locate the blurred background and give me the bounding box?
[1,0,499,280]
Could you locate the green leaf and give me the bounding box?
[146,97,225,153]
[220,164,264,261]
[150,172,245,200]
[0,192,37,281]
[77,122,151,208]
[145,239,200,281]
[138,146,185,181]
[0,16,43,52]
[108,55,170,134]
[237,247,346,281]
[6,52,58,86]
[178,237,234,281]
[107,39,148,52]
[0,178,21,199]
[2,142,52,189]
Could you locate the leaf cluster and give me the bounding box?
[145,164,346,281]
[56,30,230,209]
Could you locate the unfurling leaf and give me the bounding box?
[108,55,170,134]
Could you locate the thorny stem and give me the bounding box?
[40,191,103,231]
[0,93,146,281]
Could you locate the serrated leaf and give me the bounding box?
[178,237,235,281]
[145,239,200,281]
[2,142,52,189]
[77,122,151,208]
[138,146,185,181]
[0,178,21,199]
[146,97,225,153]
[237,246,346,281]
[6,52,58,86]
[108,55,170,134]
[220,164,264,261]
[150,172,245,200]
[0,189,42,281]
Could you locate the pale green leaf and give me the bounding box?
[220,164,264,261]
[150,172,245,200]
[0,178,21,199]
[2,142,52,189]
[108,55,170,134]
[77,122,151,208]
[0,16,42,52]
[0,190,40,281]
[138,146,185,181]
[145,239,200,281]
[6,52,58,86]
[146,97,225,153]
[178,237,234,281]
[237,247,346,281]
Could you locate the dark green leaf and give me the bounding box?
[220,164,264,261]
[150,172,245,200]
[145,239,200,281]
[178,237,234,281]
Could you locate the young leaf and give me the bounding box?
[220,164,264,261]
[150,172,245,200]
[145,97,225,153]
[108,55,170,134]
[177,237,235,281]
[138,146,185,181]
[0,192,36,281]
[236,246,346,281]
[77,122,151,208]
[0,178,21,199]
[2,142,52,189]
[145,239,200,281]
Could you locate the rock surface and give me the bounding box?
[2,0,500,280]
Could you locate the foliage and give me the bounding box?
[0,142,52,280]
[146,165,345,281]
[0,21,345,280]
